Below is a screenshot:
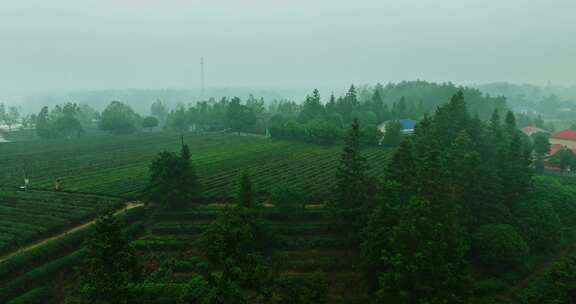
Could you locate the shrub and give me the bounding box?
[271,184,306,214]
[473,224,529,269]
[532,176,576,227]
[513,198,563,253]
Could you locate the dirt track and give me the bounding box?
[0,202,144,264]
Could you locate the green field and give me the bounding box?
[0,132,391,199]
[0,190,122,255]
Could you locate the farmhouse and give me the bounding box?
[378,118,416,134]
[550,129,576,150]
[521,125,549,136]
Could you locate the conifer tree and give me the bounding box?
[504,110,517,137]
[381,121,403,147]
[371,89,384,120]
[360,180,401,291]
[238,170,254,208]
[76,207,139,304]
[432,90,470,146]
[145,145,200,208]
[181,142,191,161]
[333,118,370,245]
[199,205,274,303]
[487,109,505,152]
[533,134,550,174]
[335,118,369,207]
[386,138,416,203]
[378,197,470,304]
[298,89,324,123]
[501,131,532,205]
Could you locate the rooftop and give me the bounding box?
[551,129,576,140]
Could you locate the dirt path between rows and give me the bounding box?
[0,202,144,264]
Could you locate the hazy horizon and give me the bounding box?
[1,0,575,102]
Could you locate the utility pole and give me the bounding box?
[200,56,205,98]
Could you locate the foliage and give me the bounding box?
[142,116,159,130]
[198,205,275,303]
[226,97,257,134]
[512,198,563,253]
[360,180,401,290]
[144,144,200,208]
[150,100,169,124]
[0,104,20,130]
[378,197,471,303]
[98,101,140,134]
[540,255,576,303]
[75,207,139,304]
[472,224,529,269]
[238,171,254,208]
[533,133,551,156]
[365,91,535,302]
[269,82,507,145]
[35,103,85,139]
[274,272,328,304]
[332,118,371,246]
[270,184,306,214]
[559,148,576,173]
[533,133,550,173]
[381,120,403,147]
[298,89,324,123]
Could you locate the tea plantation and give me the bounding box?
[0,190,122,256]
[0,132,390,199]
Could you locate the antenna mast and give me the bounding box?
[200,56,205,98]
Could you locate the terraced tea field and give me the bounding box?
[0,190,122,256]
[135,205,368,304]
[0,206,146,303]
[0,132,391,199]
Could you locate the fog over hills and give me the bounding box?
[1,0,575,106]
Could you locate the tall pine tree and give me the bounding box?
[333,118,370,246]
[75,207,139,304]
[238,170,254,208]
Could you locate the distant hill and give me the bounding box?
[19,87,314,115]
[477,82,576,106]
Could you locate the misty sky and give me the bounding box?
[1,0,575,100]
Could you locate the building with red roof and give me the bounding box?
[550,129,576,150]
[521,125,549,136]
[549,144,564,156]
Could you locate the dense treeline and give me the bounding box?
[0,103,21,130]
[161,81,507,146]
[34,103,97,138]
[358,92,534,302]
[16,81,507,147]
[354,93,576,302]
[272,81,508,145]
